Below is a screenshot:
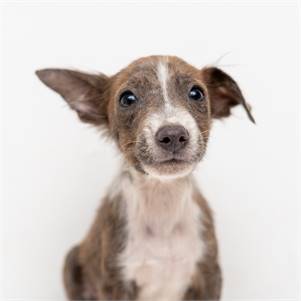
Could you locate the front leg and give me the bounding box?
[98,279,138,300]
[79,195,137,300]
[183,261,222,300]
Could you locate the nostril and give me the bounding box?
[179,135,187,143]
[160,137,171,144]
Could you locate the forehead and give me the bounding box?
[112,56,202,90]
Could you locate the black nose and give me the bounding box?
[155,125,189,153]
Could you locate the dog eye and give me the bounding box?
[188,86,205,101]
[119,90,138,107]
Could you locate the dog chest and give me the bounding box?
[119,177,204,300]
[122,225,203,300]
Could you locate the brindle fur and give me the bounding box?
[63,189,221,300]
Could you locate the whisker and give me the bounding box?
[200,129,209,135]
[120,140,139,149]
[119,128,209,151]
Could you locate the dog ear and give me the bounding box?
[36,69,110,126]
[202,67,255,123]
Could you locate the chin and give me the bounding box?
[141,160,197,181]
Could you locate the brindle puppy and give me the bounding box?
[36,55,254,301]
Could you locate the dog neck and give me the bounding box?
[111,163,197,236]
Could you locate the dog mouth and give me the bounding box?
[140,157,195,178]
[154,157,191,165]
[162,158,184,163]
[153,151,189,162]
[136,150,200,178]
[134,133,205,177]
[136,146,196,167]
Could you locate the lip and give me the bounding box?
[161,158,186,164]
[156,153,189,163]
[141,157,195,178]
[152,157,189,166]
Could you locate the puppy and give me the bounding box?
[36,55,254,301]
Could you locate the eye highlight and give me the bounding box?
[188,85,205,101]
[119,90,138,107]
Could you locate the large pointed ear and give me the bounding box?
[202,67,255,123]
[35,69,110,126]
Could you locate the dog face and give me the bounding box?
[36,56,254,179]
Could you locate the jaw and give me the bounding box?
[132,145,205,180]
[141,160,197,180]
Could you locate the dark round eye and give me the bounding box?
[119,90,138,107]
[188,85,205,101]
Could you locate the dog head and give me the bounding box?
[36,56,254,179]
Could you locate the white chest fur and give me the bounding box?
[118,172,205,301]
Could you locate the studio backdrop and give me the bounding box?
[1,1,299,300]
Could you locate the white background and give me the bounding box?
[1,2,299,300]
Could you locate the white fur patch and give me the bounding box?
[157,60,171,110]
[119,169,205,300]
[143,59,202,152]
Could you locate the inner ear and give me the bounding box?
[202,67,255,123]
[36,69,110,126]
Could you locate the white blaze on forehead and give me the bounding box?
[157,59,170,107]
[143,58,201,145]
